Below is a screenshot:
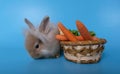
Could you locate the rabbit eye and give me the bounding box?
[34,42,39,49]
[35,44,39,49]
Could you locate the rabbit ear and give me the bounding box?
[25,18,35,30]
[39,16,49,32]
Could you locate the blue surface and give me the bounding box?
[0,0,120,74]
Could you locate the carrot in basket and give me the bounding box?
[76,20,92,40]
[56,35,67,41]
[58,22,78,42]
[56,35,99,41]
[92,36,99,41]
[76,36,84,41]
[56,35,84,41]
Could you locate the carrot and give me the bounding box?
[58,22,78,42]
[76,20,92,40]
[76,36,84,41]
[56,35,84,41]
[92,36,99,41]
[58,27,64,35]
[56,35,67,41]
[56,35,99,41]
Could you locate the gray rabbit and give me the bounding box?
[24,16,60,59]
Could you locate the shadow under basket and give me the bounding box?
[60,39,107,64]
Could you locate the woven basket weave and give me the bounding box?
[60,39,106,64]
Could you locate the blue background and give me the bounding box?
[0,0,120,74]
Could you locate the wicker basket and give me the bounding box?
[60,39,106,64]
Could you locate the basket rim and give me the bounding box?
[60,38,106,46]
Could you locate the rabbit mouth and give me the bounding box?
[31,54,44,59]
[30,52,48,59]
[30,49,51,58]
[29,51,41,59]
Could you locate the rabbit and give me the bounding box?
[24,16,60,59]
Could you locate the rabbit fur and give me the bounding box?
[24,16,60,59]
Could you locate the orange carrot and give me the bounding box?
[76,36,84,41]
[56,35,68,41]
[92,36,99,41]
[76,20,92,40]
[56,35,99,41]
[58,22,78,42]
[56,35,84,41]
